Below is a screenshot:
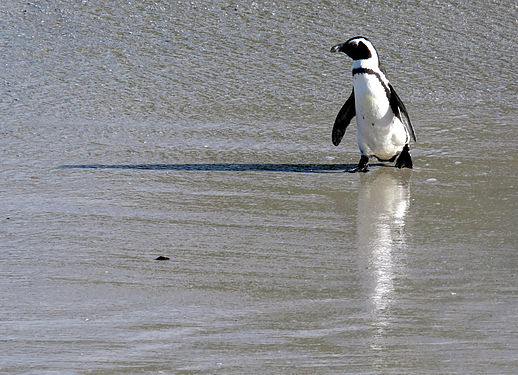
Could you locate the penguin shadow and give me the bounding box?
[58,162,389,174]
[355,168,411,328]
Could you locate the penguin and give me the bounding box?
[330,36,416,172]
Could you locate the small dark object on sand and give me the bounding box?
[155,256,170,261]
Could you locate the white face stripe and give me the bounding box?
[348,37,368,44]
[344,37,380,68]
[348,37,378,58]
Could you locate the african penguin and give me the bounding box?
[330,36,416,172]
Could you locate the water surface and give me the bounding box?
[1,0,517,373]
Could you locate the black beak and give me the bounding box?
[330,43,344,53]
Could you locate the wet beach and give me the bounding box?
[1,0,517,373]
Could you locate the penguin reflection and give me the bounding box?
[357,169,410,320]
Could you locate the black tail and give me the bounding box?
[395,145,413,169]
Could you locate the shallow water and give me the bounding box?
[1,0,517,374]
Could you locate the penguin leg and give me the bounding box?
[349,155,369,173]
[395,144,413,169]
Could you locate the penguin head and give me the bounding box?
[331,36,378,61]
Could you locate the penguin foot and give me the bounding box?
[349,155,369,173]
[395,144,413,169]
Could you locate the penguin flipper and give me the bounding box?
[389,84,416,142]
[332,89,355,146]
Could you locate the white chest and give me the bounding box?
[353,73,390,121]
